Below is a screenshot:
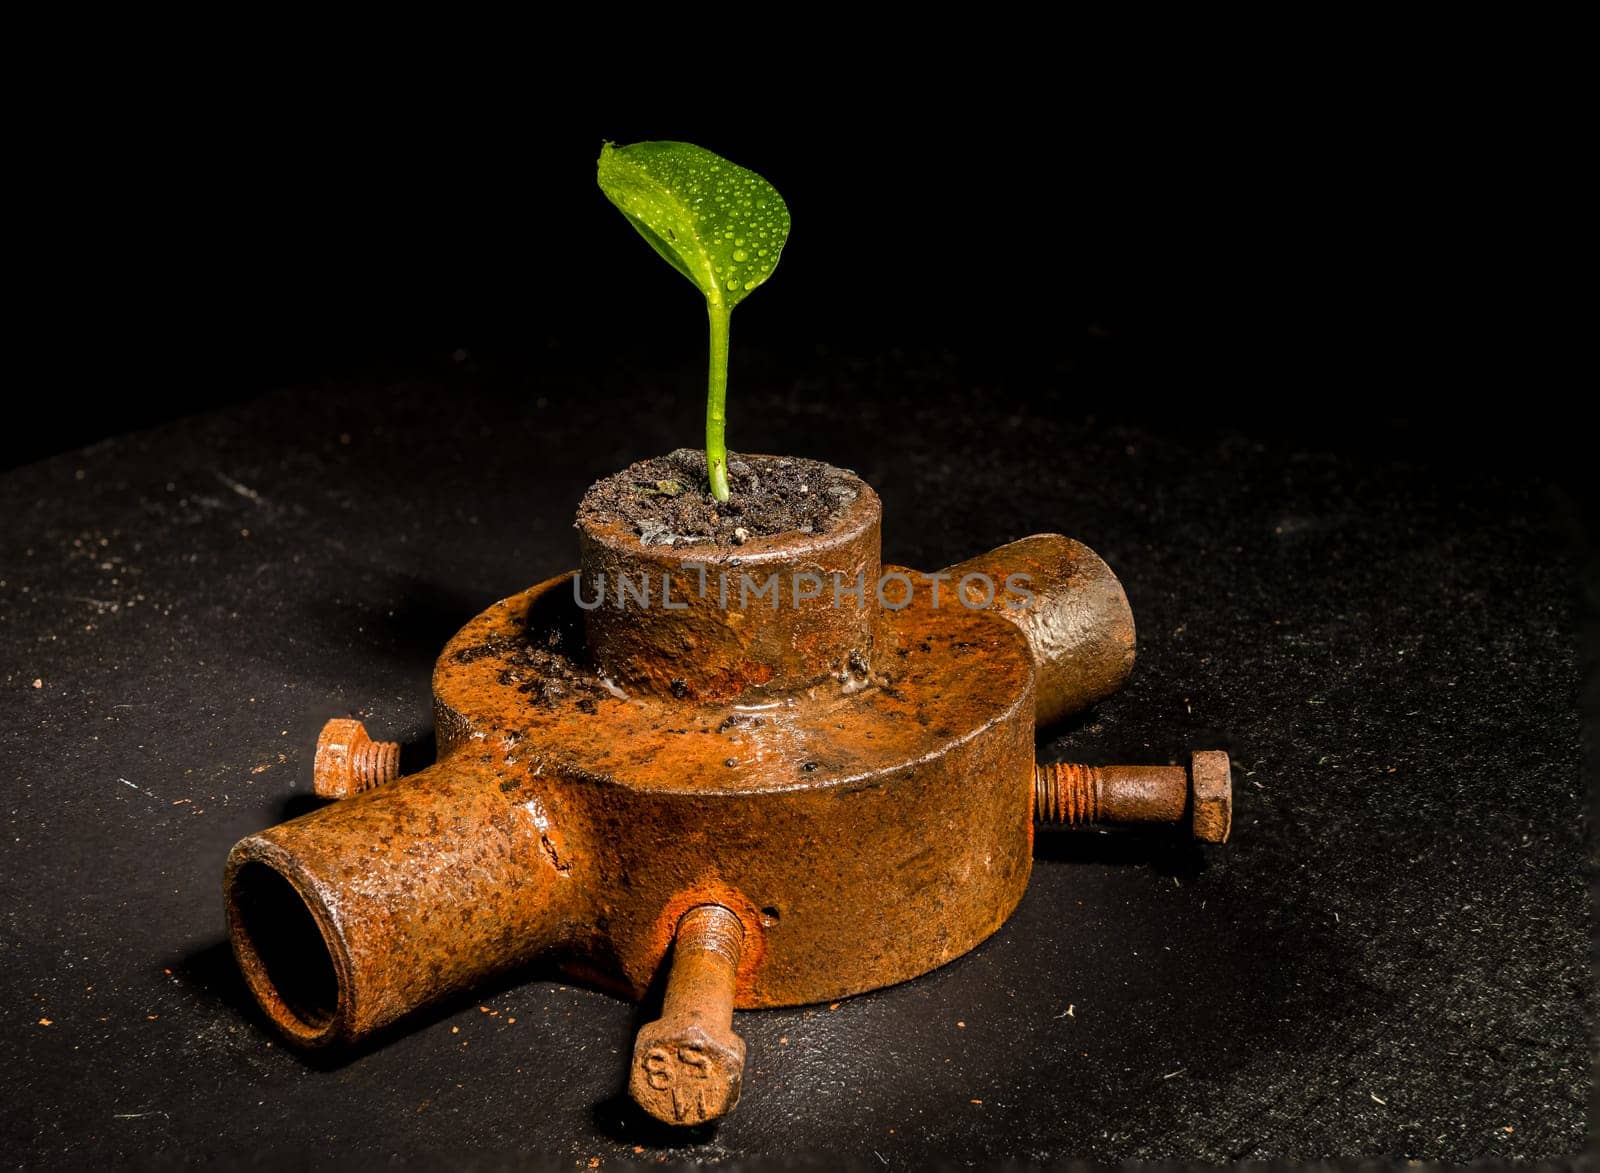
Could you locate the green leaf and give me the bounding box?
[597,141,790,309]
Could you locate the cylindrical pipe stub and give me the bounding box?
[224,758,571,1046]
[576,461,882,702]
[939,534,1136,727]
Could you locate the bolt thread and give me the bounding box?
[676,905,744,967]
[1034,762,1100,826]
[351,739,401,793]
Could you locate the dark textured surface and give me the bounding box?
[0,352,1590,1167]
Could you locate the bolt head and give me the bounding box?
[1190,750,1232,843]
[313,718,370,799]
[629,1018,746,1126]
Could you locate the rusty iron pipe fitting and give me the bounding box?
[222,456,1224,1126]
[312,718,400,799]
[1035,750,1233,842]
[629,905,747,1125]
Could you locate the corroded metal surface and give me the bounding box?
[226,568,1040,1045]
[1034,751,1233,842]
[629,905,747,1125]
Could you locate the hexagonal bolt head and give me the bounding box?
[1189,750,1232,843]
[313,718,400,799]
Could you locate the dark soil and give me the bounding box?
[576,449,859,547]
[450,594,609,710]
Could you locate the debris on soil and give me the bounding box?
[577,449,860,548]
[450,617,609,710]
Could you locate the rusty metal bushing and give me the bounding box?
[576,469,882,702]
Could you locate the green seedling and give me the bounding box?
[597,141,791,503]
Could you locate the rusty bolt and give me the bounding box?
[629,905,747,1126]
[1035,750,1232,842]
[312,718,400,799]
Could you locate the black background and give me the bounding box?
[14,74,1573,479]
[5,65,1594,1167]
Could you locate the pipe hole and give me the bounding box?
[230,862,338,1032]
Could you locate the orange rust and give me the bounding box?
[226,755,577,1046]
[1036,762,1102,825]
[675,659,778,701]
[1189,750,1233,843]
[647,883,767,1000]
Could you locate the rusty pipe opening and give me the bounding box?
[224,757,575,1048]
[225,856,348,1046]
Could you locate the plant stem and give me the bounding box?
[705,298,732,503]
